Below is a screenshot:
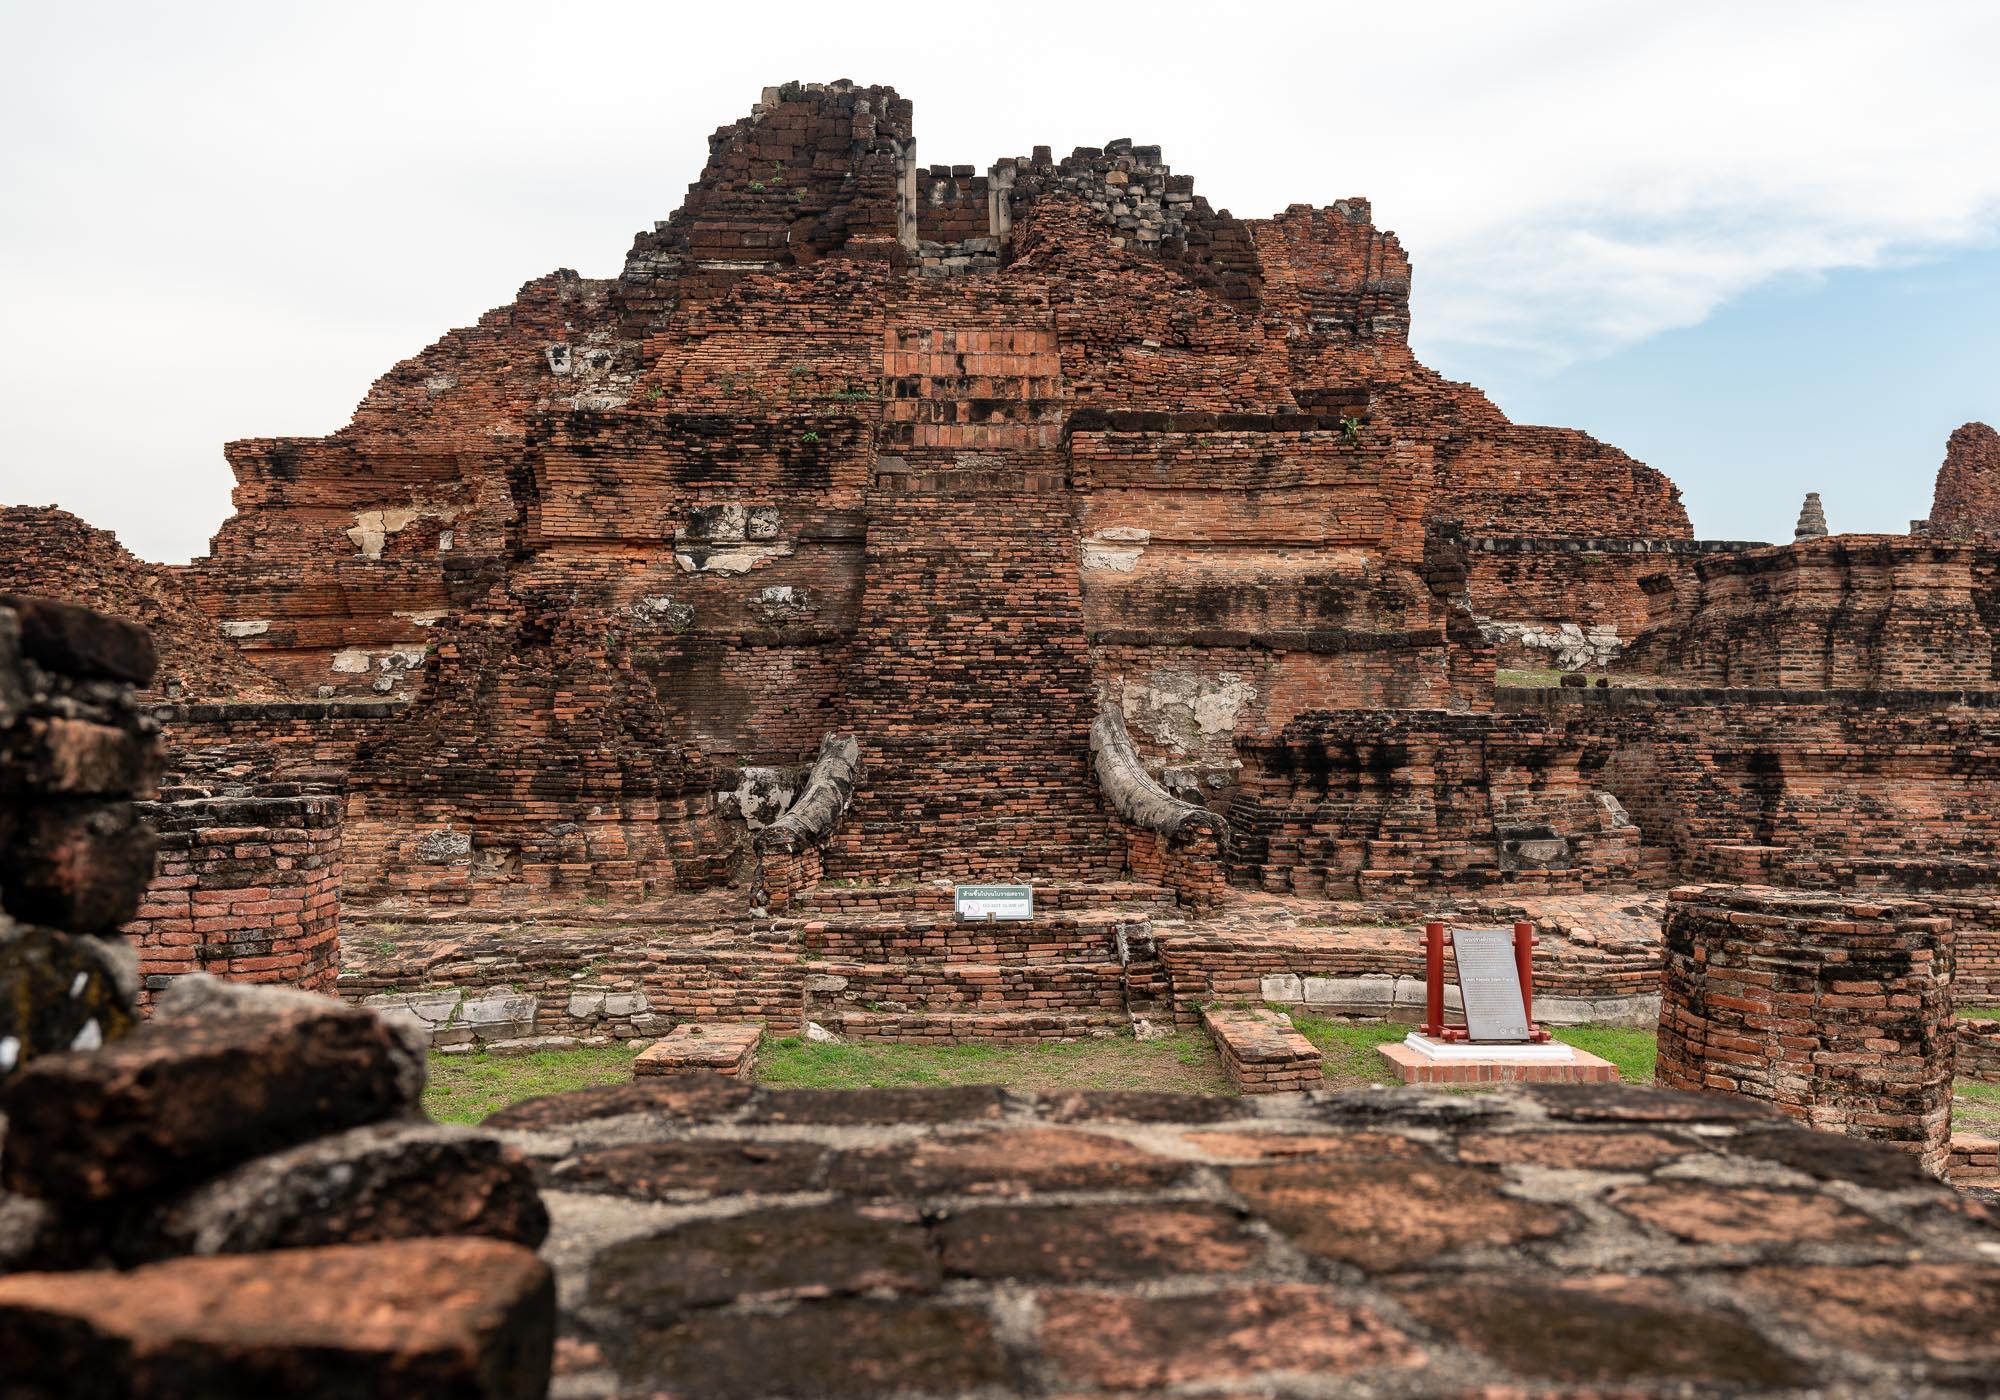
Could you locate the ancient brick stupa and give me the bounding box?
[1793,491,1829,540]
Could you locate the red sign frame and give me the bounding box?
[1419,920,1551,1043]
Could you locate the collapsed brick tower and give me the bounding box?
[1926,421,2000,537]
[165,80,1691,903]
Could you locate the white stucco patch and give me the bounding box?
[1083,526,1150,572]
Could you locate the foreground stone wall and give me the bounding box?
[0,594,160,1071]
[495,1074,2000,1399]
[1657,885,1957,1175]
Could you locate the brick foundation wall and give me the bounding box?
[1625,536,2000,689]
[1229,710,1641,897]
[1657,885,1957,1175]
[1506,689,2000,881]
[124,788,342,1009]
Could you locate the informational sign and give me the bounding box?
[955,884,1033,921]
[1452,926,1531,1042]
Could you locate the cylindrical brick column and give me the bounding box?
[1658,885,1956,1174]
[125,787,343,1009]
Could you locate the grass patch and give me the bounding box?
[1961,1006,2000,1021]
[1959,1079,2000,1106]
[1550,1025,1657,1083]
[1288,1012,1659,1087]
[425,1045,640,1124]
[1286,1013,1408,1086]
[756,1031,1231,1096]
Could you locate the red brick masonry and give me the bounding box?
[1202,1007,1322,1092]
[1657,885,1957,1175]
[634,1023,762,1078]
[124,788,342,1009]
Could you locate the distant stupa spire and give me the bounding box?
[1794,491,1828,541]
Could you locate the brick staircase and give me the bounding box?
[823,471,1120,883]
[788,909,1162,1042]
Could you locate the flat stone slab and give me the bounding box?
[1203,1007,1322,1094]
[1378,1038,1618,1085]
[635,1023,761,1078]
[0,1237,553,1400]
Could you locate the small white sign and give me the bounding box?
[955,884,1033,921]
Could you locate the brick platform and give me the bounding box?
[1950,1131,1999,1186]
[634,1023,762,1078]
[1960,1017,2000,1083]
[1377,1036,1619,1085]
[1202,1007,1323,1093]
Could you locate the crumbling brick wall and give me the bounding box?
[1465,537,1761,673]
[0,509,283,702]
[1925,420,2000,538]
[1624,536,2000,688]
[1657,885,1957,1175]
[1510,688,2000,883]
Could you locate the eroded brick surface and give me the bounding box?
[519,1076,2000,1399]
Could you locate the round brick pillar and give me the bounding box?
[1658,885,1957,1175]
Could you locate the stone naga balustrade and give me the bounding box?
[1091,708,1230,906]
[751,732,860,912]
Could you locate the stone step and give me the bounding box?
[822,1007,1129,1043]
[794,913,1140,962]
[806,958,1132,1014]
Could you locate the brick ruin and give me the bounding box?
[3,78,2000,1194]
[1921,420,2000,538]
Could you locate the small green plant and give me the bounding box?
[645,387,663,402]
[748,180,767,192]
[800,430,820,444]
[1339,415,1362,443]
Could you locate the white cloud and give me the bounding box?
[2,1,1996,558]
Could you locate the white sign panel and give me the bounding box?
[955,884,1033,921]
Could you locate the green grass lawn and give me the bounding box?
[422,1020,1976,1131]
[1962,1006,2000,1020]
[1549,1024,1658,1083]
[1287,1012,1659,1086]
[425,1045,641,1124]
[1286,1014,1407,1085]
[756,1031,1232,1096]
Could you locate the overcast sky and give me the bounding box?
[3,1,1996,561]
